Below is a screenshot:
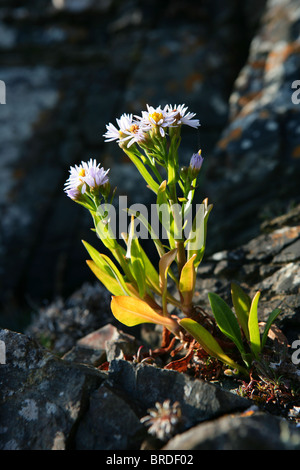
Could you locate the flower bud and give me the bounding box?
[190,150,204,172]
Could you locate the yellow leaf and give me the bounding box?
[111,296,179,335]
[159,248,177,293]
[86,260,128,296]
[179,254,197,305]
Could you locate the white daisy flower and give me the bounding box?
[121,122,148,148]
[64,161,89,196]
[64,159,109,199]
[104,113,148,148]
[166,104,200,128]
[83,158,110,189]
[136,104,177,138]
[103,113,135,143]
[65,187,80,200]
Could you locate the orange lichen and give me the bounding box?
[251,59,266,70]
[238,91,262,108]
[241,409,255,417]
[292,145,300,159]
[270,226,300,245]
[259,109,271,119]
[218,127,243,150]
[184,72,204,92]
[266,41,300,72]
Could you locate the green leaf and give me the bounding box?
[86,260,128,296]
[248,291,261,358]
[231,283,251,341]
[170,201,183,242]
[123,216,146,298]
[127,208,166,259]
[122,231,160,296]
[156,180,176,250]
[179,318,248,376]
[91,214,135,282]
[111,296,179,336]
[134,240,160,295]
[82,240,131,296]
[124,149,160,194]
[126,205,179,288]
[82,239,111,269]
[182,177,196,219]
[208,292,245,356]
[130,238,146,298]
[261,308,281,350]
[179,254,197,307]
[92,213,118,252]
[187,198,213,267]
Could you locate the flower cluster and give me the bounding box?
[64,158,110,201]
[103,103,200,148]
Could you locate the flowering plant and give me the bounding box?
[64,103,281,376]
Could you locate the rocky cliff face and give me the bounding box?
[207,0,300,252]
[3,0,299,330]
[8,189,296,451]
[0,0,300,449]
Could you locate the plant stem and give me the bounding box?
[175,239,186,278]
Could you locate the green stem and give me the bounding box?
[176,239,186,278]
[123,148,160,194]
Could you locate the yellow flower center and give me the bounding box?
[129,124,139,134]
[78,168,85,177]
[149,112,163,124]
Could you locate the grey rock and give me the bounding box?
[260,262,300,295]
[243,226,300,262]
[62,323,118,366]
[105,328,140,362]
[75,383,145,450]
[163,410,300,450]
[107,360,250,429]
[206,0,300,253]
[62,323,139,366]
[273,238,300,263]
[0,329,105,450]
[51,0,113,13]
[26,282,112,355]
[261,203,300,232]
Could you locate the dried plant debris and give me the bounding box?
[140,400,183,442]
[237,344,300,419]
